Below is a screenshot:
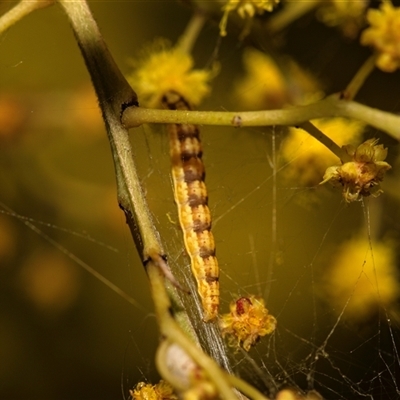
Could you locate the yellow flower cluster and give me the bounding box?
[219,0,280,37]
[318,0,368,38]
[130,380,177,400]
[127,42,215,108]
[276,389,323,400]
[281,118,365,187]
[233,48,321,110]
[321,138,391,203]
[219,295,276,351]
[320,236,399,321]
[233,48,287,110]
[361,2,400,72]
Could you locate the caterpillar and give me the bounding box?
[162,91,219,322]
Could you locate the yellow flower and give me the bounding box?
[321,138,391,202]
[276,389,323,400]
[233,48,287,109]
[233,48,322,110]
[281,118,365,187]
[318,0,368,38]
[219,295,276,351]
[361,2,400,72]
[127,41,215,108]
[130,380,177,400]
[219,0,280,37]
[320,236,399,321]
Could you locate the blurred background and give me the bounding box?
[1,1,400,399]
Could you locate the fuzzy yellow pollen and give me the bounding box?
[320,236,399,321]
[219,0,280,37]
[233,48,322,110]
[130,380,177,400]
[318,0,368,38]
[219,295,276,351]
[320,138,391,203]
[361,2,400,72]
[282,118,365,187]
[127,43,215,108]
[233,48,287,110]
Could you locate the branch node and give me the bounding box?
[232,115,242,127]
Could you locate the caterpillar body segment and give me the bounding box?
[162,91,219,322]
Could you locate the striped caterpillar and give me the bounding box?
[162,91,219,322]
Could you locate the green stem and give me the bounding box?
[265,0,322,33]
[343,54,377,100]
[226,374,270,400]
[147,258,238,399]
[298,121,349,161]
[0,0,54,35]
[177,10,206,54]
[157,337,269,399]
[57,0,196,342]
[57,0,157,262]
[122,94,400,142]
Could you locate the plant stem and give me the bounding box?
[265,0,322,33]
[298,121,348,161]
[147,256,239,399]
[227,374,270,400]
[57,0,156,262]
[0,0,54,35]
[57,0,196,338]
[123,94,400,141]
[343,54,377,100]
[177,10,206,54]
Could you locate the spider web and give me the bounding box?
[1,2,399,399]
[129,116,400,400]
[0,86,399,400]
[208,126,400,399]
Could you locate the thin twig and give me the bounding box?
[57,0,196,340]
[298,121,348,161]
[147,256,239,399]
[122,94,400,142]
[227,374,270,400]
[177,10,207,54]
[0,0,54,35]
[343,54,377,100]
[57,0,156,262]
[265,0,322,33]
